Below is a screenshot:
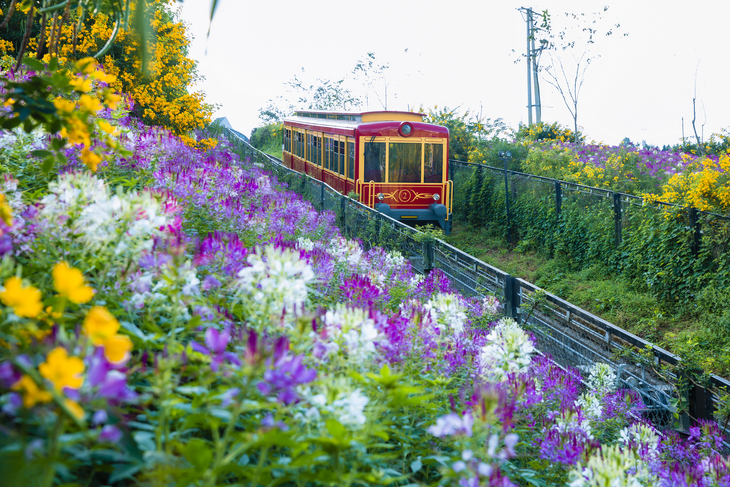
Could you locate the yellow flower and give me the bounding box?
[53,97,76,113]
[11,375,52,408]
[105,92,121,110]
[64,398,85,420]
[39,347,84,391]
[98,120,116,135]
[82,307,132,363]
[81,148,102,172]
[78,94,102,113]
[52,262,94,304]
[0,193,13,226]
[77,57,98,74]
[70,76,93,93]
[83,306,119,346]
[103,334,133,364]
[0,277,43,318]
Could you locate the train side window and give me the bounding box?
[388,142,422,183]
[333,140,339,172]
[424,143,444,183]
[306,134,313,162]
[339,140,344,173]
[364,141,385,182]
[315,136,321,165]
[339,139,345,175]
[284,129,290,153]
[348,140,355,180]
[325,137,332,171]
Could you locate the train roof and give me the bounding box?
[288,110,425,122]
[283,110,431,134]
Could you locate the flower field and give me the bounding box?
[520,140,730,214]
[1,71,730,487]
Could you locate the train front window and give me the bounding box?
[364,141,385,182]
[424,143,444,183]
[388,143,421,183]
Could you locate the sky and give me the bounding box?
[178,0,730,147]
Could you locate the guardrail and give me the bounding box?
[221,129,729,441]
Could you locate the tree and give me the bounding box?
[285,73,362,111]
[533,7,626,143]
[352,52,390,110]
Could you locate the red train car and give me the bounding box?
[282,110,453,234]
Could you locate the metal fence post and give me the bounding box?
[339,195,346,230]
[504,275,520,322]
[613,192,622,247]
[449,160,455,182]
[555,180,562,223]
[423,241,434,274]
[689,207,701,257]
[320,182,325,211]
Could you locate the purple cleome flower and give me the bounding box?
[257,353,317,405]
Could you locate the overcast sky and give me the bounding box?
[178,0,729,147]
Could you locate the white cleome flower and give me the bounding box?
[41,173,173,259]
[332,389,369,427]
[567,444,656,487]
[479,317,535,382]
[424,292,468,336]
[326,236,364,269]
[236,245,314,325]
[321,305,381,363]
[584,362,617,395]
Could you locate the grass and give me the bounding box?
[442,222,730,378]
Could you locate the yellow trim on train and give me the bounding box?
[361,113,424,123]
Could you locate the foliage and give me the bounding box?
[0,56,128,182]
[515,120,582,144]
[249,122,282,157]
[0,0,216,148]
[423,105,507,162]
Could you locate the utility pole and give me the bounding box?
[525,8,533,126]
[518,7,543,125]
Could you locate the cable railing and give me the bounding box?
[221,129,730,442]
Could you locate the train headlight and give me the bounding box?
[378,193,385,201]
[433,193,440,201]
[399,122,413,137]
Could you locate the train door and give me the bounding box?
[345,137,356,195]
[336,136,346,193]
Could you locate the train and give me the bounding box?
[281,110,453,234]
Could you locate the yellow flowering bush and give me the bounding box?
[648,153,730,213]
[0,0,214,147]
[515,121,582,144]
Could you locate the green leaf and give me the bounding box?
[23,58,45,72]
[31,150,53,158]
[410,458,422,472]
[51,138,66,151]
[326,419,346,439]
[183,438,213,471]
[109,463,143,483]
[41,157,55,174]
